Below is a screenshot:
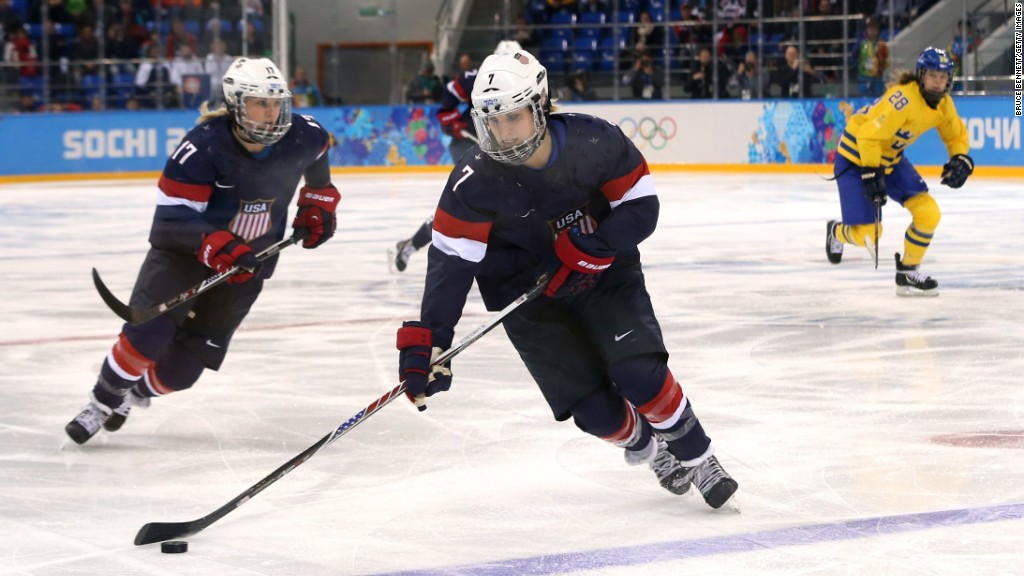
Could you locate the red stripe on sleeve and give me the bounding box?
[432,207,492,243]
[599,158,650,203]
[158,175,213,203]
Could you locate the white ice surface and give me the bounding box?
[1,172,1023,576]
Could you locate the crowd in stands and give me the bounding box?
[519,0,947,99]
[1,0,278,112]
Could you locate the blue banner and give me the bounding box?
[0,97,1018,177]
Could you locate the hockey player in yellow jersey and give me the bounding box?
[825,46,974,296]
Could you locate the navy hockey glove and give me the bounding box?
[437,108,469,139]
[292,184,341,249]
[197,230,261,284]
[940,154,974,189]
[539,228,616,299]
[397,321,452,411]
[861,167,887,206]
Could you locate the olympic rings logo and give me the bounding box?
[617,116,678,150]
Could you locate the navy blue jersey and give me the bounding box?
[150,112,330,277]
[421,113,659,347]
[436,69,478,138]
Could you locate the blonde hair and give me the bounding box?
[196,100,230,125]
[882,69,917,91]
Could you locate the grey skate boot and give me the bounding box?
[826,220,844,264]
[388,239,417,273]
[65,393,113,445]
[104,388,152,432]
[685,454,739,509]
[625,436,691,495]
[895,252,938,297]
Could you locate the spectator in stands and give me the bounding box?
[290,66,323,107]
[169,42,204,94]
[4,27,39,81]
[135,43,175,108]
[405,60,443,104]
[72,23,101,82]
[634,11,665,54]
[565,67,597,101]
[686,46,731,98]
[772,44,819,98]
[623,51,663,100]
[239,20,266,57]
[674,2,712,69]
[202,16,237,55]
[728,50,769,99]
[205,38,232,104]
[105,22,140,77]
[806,0,845,81]
[947,19,979,84]
[855,17,888,97]
[165,18,198,59]
[1,0,25,33]
[41,19,71,90]
[458,53,474,74]
[511,14,539,54]
[17,92,37,113]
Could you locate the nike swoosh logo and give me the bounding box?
[206,339,221,348]
[214,181,235,188]
[614,330,634,342]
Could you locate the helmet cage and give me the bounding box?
[470,51,549,165]
[223,58,293,145]
[471,96,547,165]
[915,47,954,107]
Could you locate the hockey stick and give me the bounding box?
[92,234,303,326]
[458,129,480,144]
[133,279,547,546]
[873,197,881,269]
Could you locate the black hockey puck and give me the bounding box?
[161,540,188,554]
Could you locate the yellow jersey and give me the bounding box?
[838,81,969,172]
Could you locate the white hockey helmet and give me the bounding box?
[222,57,293,145]
[493,40,522,56]
[470,49,549,165]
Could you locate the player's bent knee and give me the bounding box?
[905,193,941,230]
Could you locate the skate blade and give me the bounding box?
[386,247,398,274]
[896,286,940,298]
[863,236,877,261]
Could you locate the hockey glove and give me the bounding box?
[437,108,469,139]
[539,228,616,299]
[292,183,341,249]
[397,321,452,411]
[197,230,261,284]
[861,167,887,206]
[940,154,974,189]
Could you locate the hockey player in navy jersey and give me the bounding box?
[395,49,738,508]
[65,57,340,445]
[389,40,522,273]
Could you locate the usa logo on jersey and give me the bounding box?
[229,199,274,242]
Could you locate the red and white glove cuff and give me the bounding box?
[554,230,615,274]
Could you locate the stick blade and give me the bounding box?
[91,268,135,323]
[134,520,204,545]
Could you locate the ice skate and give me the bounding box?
[103,388,152,432]
[64,394,113,445]
[826,220,843,264]
[388,239,416,273]
[625,436,691,495]
[895,252,938,297]
[686,454,739,509]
